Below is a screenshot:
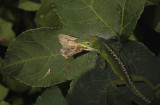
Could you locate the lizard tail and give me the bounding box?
[128,82,151,104]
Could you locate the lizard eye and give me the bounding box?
[86,42,90,45]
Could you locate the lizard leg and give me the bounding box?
[110,75,160,91]
[131,74,160,91]
[110,79,126,86]
[100,57,106,70]
[97,55,106,70]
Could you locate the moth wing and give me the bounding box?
[60,47,77,59]
[58,34,85,59]
[58,34,77,47]
[58,34,77,41]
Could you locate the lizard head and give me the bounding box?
[75,36,100,52]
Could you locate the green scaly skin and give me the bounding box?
[76,36,151,104]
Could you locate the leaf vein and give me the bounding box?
[119,0,126,35]
[81,0,120,40]
[18,41,53,54]
[64,17,98,23]
[13,46,33,58]
[55,2,88,10]
[3,54,61,69]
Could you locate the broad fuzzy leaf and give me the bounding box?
[67,67,132,105]
[52,0,145,41]
[1,28,98,87]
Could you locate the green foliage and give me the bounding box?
[2,28,98,86]
[0,101,10,105]
[67,41,160,105]
[18,0,41,11]
[36,86,69,105]
[0,0,160,105]
[2,76,30,92]
[52,0,145,41]
[35,0,62,27]
[67,66,132,105]
[141,5,160,33]
[0,84,8,101]
[0,18,15,46]
[145,0,160,6]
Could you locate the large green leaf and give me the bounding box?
[36,86,69,105]
[35,0,62,27]
[52,0,145,41]
[67,41,160,105]
[1,28,98,87]
[2,0,159,104]
[67,67,132,105]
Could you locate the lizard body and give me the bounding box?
[76,36,151,104]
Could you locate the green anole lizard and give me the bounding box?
[75,35,153,104]
[59,35,160,104]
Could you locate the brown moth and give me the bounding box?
[58,34,85,59]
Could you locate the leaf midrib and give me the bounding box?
[2,54,61,69]
[81,0,120,40]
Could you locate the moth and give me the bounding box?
[58,34,85,59]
